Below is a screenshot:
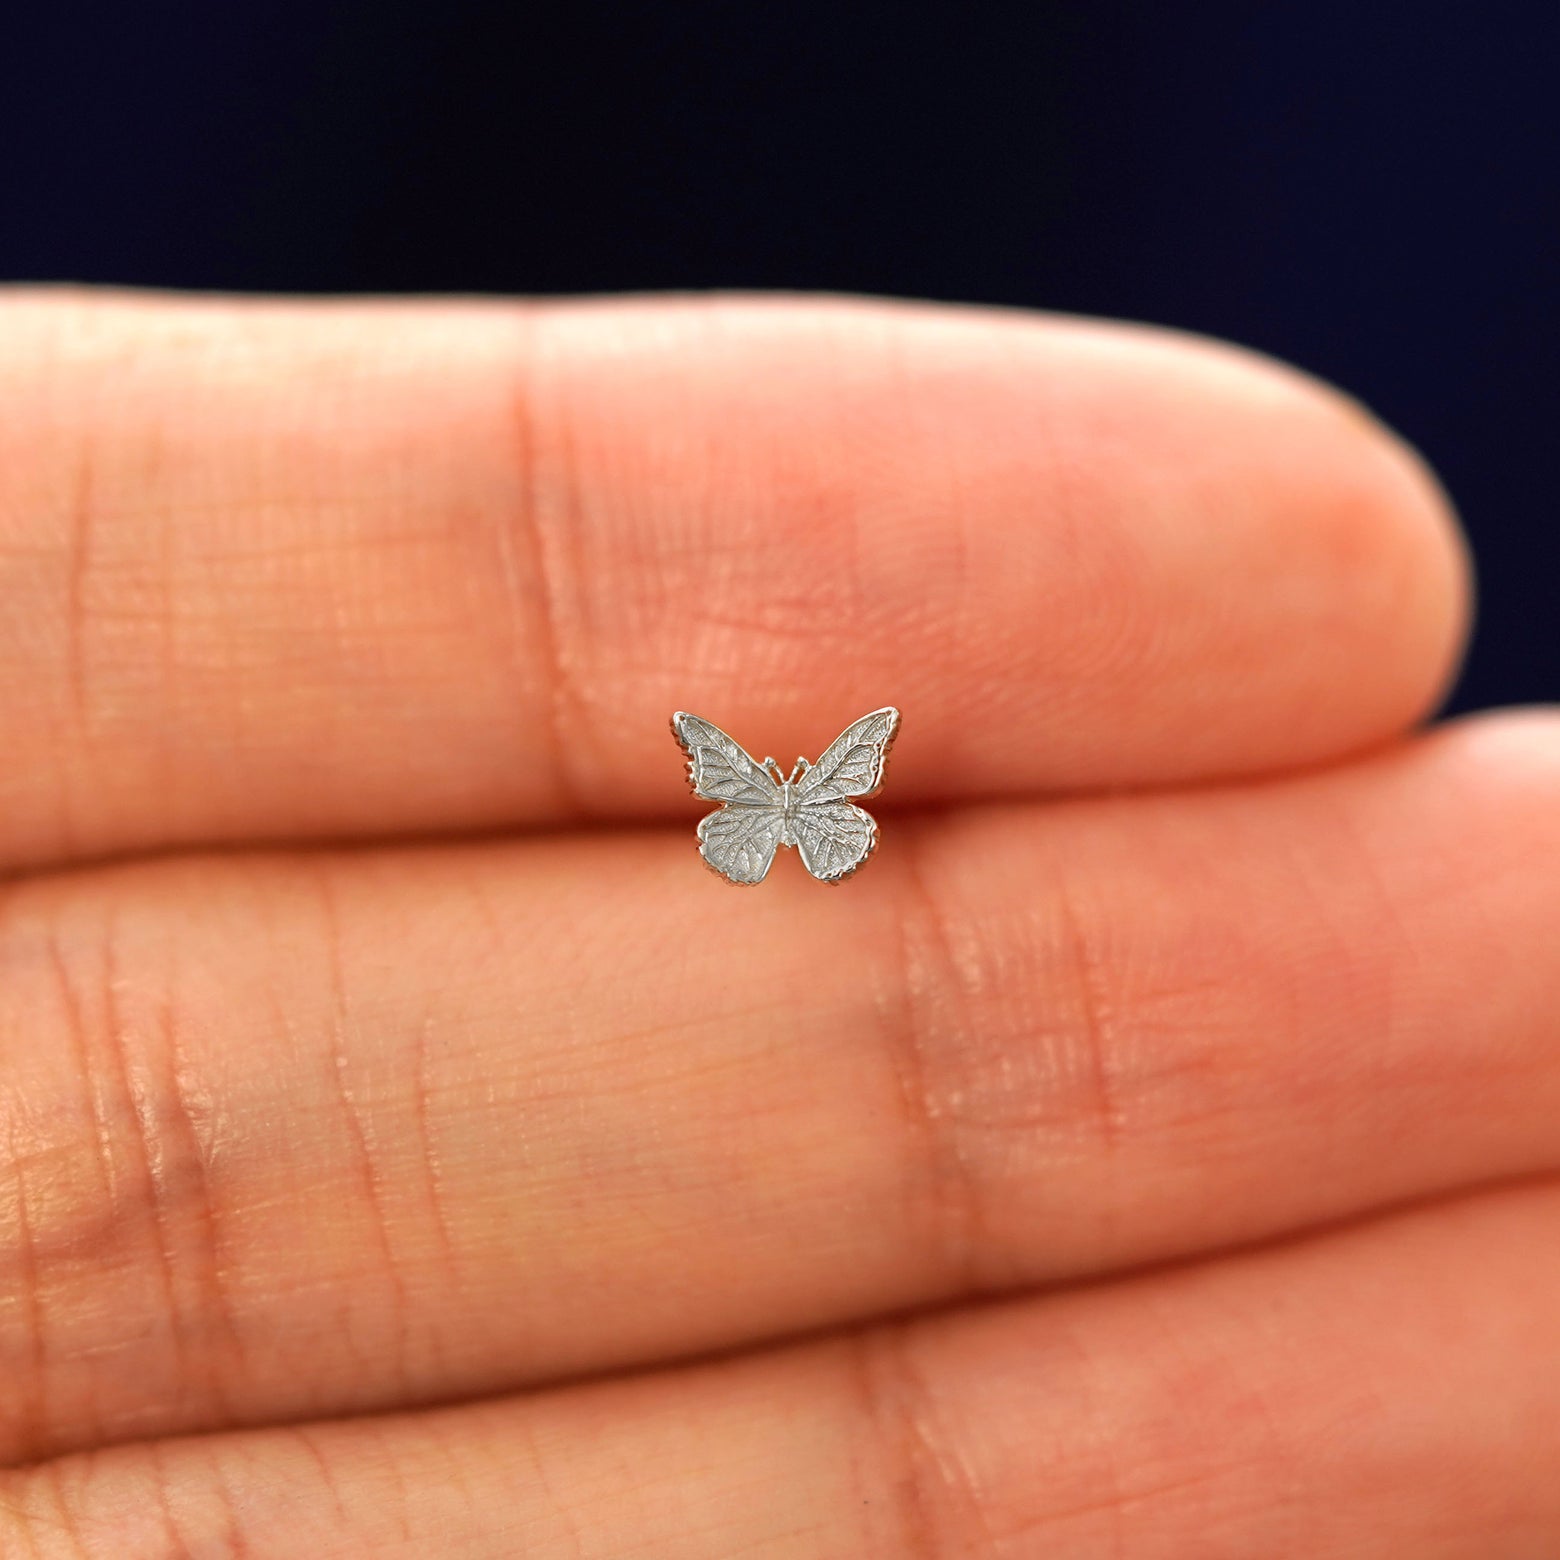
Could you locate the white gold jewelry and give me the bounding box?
[671,708,900,884]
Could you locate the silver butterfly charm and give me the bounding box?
[671,707,901,884]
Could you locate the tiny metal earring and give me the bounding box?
[671,707,900,885]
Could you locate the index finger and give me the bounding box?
[0,290,1465,868]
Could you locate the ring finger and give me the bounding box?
[6,1179,1560,1555]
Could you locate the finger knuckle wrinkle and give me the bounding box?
[0,1472,100,1560]
[0,900,242,1450]
[503,309,598,811]
[891,836,993,1288]
[891,835,1138,1282]
[849,1326,986,1560]
[0,1447,251,1560]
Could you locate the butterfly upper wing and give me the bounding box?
[671,712,783,807]
[791,707,899,881]
[671,712,785,884]
[795,707,900,803]
[792,800,879,882]
[697,805,786,884]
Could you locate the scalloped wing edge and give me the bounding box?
[799,706,901,801]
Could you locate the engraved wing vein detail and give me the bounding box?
[672,707,899,885]
[696,804,786,885]
[792,800,879,883]
[673,713,783,808]
[795,707,899,803]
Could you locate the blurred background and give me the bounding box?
[2,2,1555,712]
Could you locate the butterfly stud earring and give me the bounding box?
[671,707,901,884]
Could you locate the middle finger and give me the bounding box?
[4,711,1560,1463]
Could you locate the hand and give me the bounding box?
[1,291,1552,1558]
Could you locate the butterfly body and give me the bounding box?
[756,758,809,846]
[672,708,900,884]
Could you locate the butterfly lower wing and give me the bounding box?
[672,713,786,884]
[698,804,786,884]
[792,800,879,883]
[795,707,900,802]
[671,712,782,806]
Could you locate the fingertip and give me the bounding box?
[1318,395,1474,735]
[1136,324,1475,766]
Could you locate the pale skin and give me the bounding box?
[0,288,1557,1557]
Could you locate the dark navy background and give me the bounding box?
[3,3,1555,712]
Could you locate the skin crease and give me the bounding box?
[1,290,1558,1557]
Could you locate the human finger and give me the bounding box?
[4,712,1559,1462]
[5,1179,1560,1555]
[0,288,1464,869]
